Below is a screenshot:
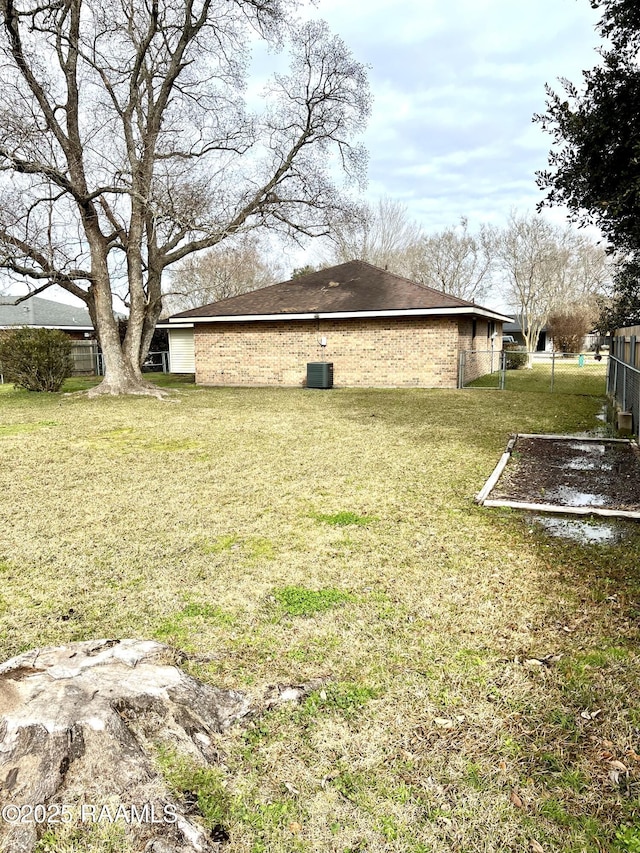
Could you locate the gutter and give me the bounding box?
[0,324,94,331]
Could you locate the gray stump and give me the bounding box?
[0,639,317,852]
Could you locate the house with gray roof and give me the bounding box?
[0,295,97,376]
[165,260,512,388]
[0,296,94,338]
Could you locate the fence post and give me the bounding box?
[458,351,465,389]
[550,351,555,392]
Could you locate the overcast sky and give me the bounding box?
[13,0,605,304]
[303,0,602,234]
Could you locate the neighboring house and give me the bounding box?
[502,322,551,352]
[0,295,97,374]
[0,295,94,339]
[503,321,601,353]
[164,261,512,389]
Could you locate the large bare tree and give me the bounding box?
[493,212,608,365]
[0,0,369,394]
[325,197,423,273]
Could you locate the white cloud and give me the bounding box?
[302,0,603,233]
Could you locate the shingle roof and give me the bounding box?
[170,260,510,322]
[0,295,93,329]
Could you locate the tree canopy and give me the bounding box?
[164,236,282,314]
[535,0,640,327]
[0,0,370,393]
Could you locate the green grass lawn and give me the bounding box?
[1,378,639,852]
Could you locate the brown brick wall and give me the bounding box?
[194,316,461,388]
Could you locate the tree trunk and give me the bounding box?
[0,639,325,853]
[86,266,162,397]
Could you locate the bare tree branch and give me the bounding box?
[0,0,370,393]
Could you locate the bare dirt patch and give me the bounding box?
[492,436,640,511]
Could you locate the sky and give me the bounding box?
[302,0,602,233]
[5,0,605,305]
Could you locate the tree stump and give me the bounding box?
[0,639,305,852]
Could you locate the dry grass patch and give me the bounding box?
[1,382,639,851]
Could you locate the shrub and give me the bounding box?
[504,346,527,370]
[547,304,594,353]
[0,327,73,391]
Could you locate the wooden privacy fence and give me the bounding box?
[69,341,99,375]
[611,325,640,369]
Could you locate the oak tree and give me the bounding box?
[0,0,369,394]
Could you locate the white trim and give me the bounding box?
[517,433,631,443]
[0,324,94,331]
[157,322,193,329]
[169,307,514,325]
[482,498,640,519]
[475,435,517,503]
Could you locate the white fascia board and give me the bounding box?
[158,322,194,329]
[170,307,514,325]
[49,325,94,331]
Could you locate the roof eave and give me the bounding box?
[0,323,94,331]
[157,322,194,329]
[168,307,514,325]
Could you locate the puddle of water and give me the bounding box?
[528,514,619,544]
[547,486,608,507]
[567,459,599,470]
[568,442,605,454]
[566,459,614,471]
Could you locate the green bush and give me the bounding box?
[504,346,528,370]
[0,327,73,392]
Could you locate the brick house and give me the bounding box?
[165,261,512,388]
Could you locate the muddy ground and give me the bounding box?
[492,437,640,511]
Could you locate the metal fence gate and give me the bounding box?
[458,349,506,389]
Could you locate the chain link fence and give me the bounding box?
[459,350,608,396]
[608,356,640,440]
[458,349,505,389]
